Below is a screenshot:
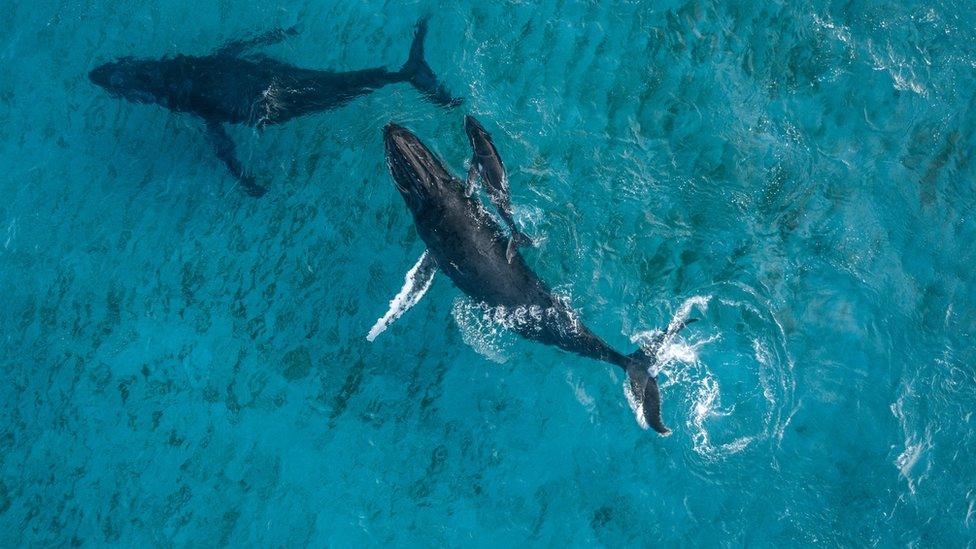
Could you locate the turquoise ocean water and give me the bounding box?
[2,0,975,545]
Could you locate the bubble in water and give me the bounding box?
[565,371,598,422]
[451,297,514,363]
[451,291,588,364]
[512,203,547,245]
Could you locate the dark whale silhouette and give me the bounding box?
[463,115,533,263]
[89,19,461,197]
[371,122,696,434]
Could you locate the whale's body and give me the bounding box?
[96,54,404,126]
[374,122,693,434]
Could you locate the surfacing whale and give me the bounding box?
[370,122,696,434]
[90,19,462,197]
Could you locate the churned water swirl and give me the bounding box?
[451,281,796,459]
[635,285,796,460]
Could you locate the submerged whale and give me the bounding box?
[89,19,461,197]
[369,122,695,434]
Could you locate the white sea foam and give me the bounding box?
[623,380,649,431]
[451,291,587,363]
[966,492,975,528]
[689,375,728,451]
[450,298,513,363]
[565,371,597,421]
[890,388,933,494]
[625,296,715,431]
[511,203,546,245]
[4,217,16,249]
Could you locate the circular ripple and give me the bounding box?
[638,284,797,459]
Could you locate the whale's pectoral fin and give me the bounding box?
[505,232,534,263]
[215,25,299,57]
[465,161,479,197]
[206,120,266,197]
[367,250,438,342]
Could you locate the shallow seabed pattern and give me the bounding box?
[1,0,975,545]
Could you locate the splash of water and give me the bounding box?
[451,298,514,363]
[632,289,796,459]
[451,291,587,363]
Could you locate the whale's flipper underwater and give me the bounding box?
[214,25,300,57]
[89,18,462,196]
[370,122,697,434]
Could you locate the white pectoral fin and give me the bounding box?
[366,250,437,342]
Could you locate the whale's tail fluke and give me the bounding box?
[401,18,463,107]
[625,361,670,435]
[624,318,699,435]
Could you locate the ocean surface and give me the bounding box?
[2,0,975,545]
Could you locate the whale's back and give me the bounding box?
[416,184,552,309]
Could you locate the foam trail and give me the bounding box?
[367,251,436,342]
[451,298,512,363]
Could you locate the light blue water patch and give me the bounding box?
[2,0,975,545]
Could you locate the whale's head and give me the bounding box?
[463,115,491,154]
[89,57,162,104]
[384,123,456,213]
